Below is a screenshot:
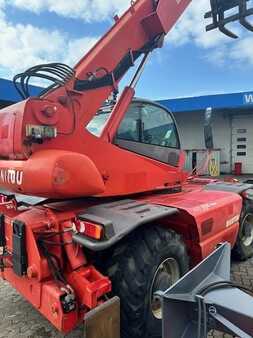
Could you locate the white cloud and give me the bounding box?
[167,0,253,66]
[0,1,98,80]
[65,36,98,65]
[168,0,240,48]
[230,36,253,65]
[0,0,5,17]
[0,0,253,83]
[7,0,130,22]
[0,0,129,80]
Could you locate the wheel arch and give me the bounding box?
[72,199,179,251]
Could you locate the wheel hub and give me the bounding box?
[150,258,180,319]
[241,214,253,247]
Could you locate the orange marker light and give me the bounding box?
[76,220,104,240]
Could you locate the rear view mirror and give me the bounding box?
[204,107,214,150]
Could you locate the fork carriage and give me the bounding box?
[205,0,253,38]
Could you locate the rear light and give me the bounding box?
[0,194,17,210]
[74,220,104,240]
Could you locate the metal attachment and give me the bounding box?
[84,297,120,338]
[60,292,76,314]
[208,305,217,316]
[160,243,253,338]
[205,0,253,38]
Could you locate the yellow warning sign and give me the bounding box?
[208,158,219,177]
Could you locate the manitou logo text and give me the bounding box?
[0,169,23,186]
[244,94,253,104]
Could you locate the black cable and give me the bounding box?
[203,300,207,338]
[13,62,75,99]
[199,280,253,297]
[13,63,77,135]
[197,296,203,338]
[38,83,60,97]
[38,239,67,284]
[36,226,75,287]
[0,247,6,272]
[37,229,73,246]
[196,280,253,338]
[40,240,73,246]
[196,296,208,338]
[35,228,72,238]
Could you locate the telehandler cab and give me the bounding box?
[0,1,253,337]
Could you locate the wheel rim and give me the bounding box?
[241,213,253,247]
[150,258,180,320]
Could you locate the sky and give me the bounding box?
[0,0,253,100]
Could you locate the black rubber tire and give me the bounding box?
[104,226,189,338]
[233,200,253,261]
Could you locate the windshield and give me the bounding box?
[86,101,179,150]
[86,112,111,136]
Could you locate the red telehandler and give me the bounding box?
[0,1,253,337]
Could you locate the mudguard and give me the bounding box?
[73,199,178,251]
[205,181,253,194]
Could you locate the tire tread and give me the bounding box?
[103,226,189,338]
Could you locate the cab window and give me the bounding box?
[117,102,179,148]
[86,112,110,137]
[87,101,180,166]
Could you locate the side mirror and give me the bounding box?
[204,107,214,149]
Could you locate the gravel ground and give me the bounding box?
[0,258,252,338]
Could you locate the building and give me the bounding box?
[1,77,253,175]
[0,78,41,108]
[159,91,253,175]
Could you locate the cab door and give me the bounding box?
[114,101,181,167]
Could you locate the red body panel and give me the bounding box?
[0,149,105,198]
[0,101,26,159]
[142,182,242,263]
[0,179,243,332]
[0,0,246,335]
[0,126,188,197]
[0,0,191,198]
[1,205,111,333]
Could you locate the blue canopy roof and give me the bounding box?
[0,78,42,103]
[159,91,253,113]
[0,77,253,115]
